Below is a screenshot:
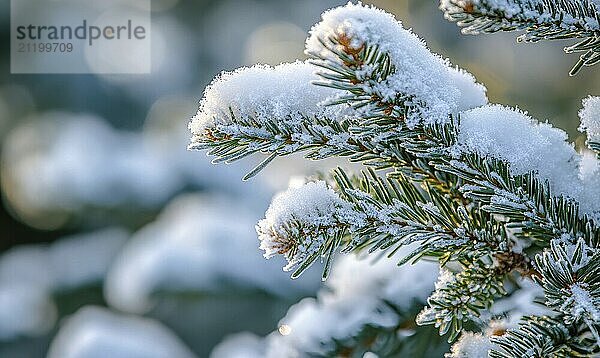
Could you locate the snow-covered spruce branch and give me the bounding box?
[189,2,600,356]
[258,167,538,341]
[490,316,597,357]
[305,13,600,249]
[439,0,600,75]
[188,61,468,200]
[533,238,600,341]
[485,234,600,355]
[416,263,508,342]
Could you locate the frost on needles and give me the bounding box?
[440,0,600,75]
[190,2,600,357]
[256,181,360,273]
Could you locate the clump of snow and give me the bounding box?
[257,181,360,271]
[49,229,129,289]
[210,333,265,358]
[579,96,600,143]
[0,284,56,341]
[456,105,577,177]
[47,306,196,358]
[447,66,488,112]
[324,250,437,310]
[454,105,600,215]
[446,332,495,358]
[0,228,128,292]
[2,111,271,227]
[579,150,599,180]
[0,228,127,341]
[564,283,600,323]
[305,2,487,127]
[251,251,438,356]
[1,113,177,210]
[259,181,347,232]
[105,194,319,314]
[189,61,350,136]
[580,160,600,221]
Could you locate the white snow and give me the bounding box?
[0,228,127,340]
[454,105,600,215]
[306,2,488,127]
[447,66,488,112]
[259,181,347,232]
[189,61,351,136]
[257,181,360,271]
[490,278,550,327]
[104,194,320,314]
[579,96,600,143]
[324,251,437,310]
[565,283,600,323]
[579,150,600,180]
[264,252,437,356]
[456,105,578,177]
[2,113,177,209]
[2,111,271,224]
[446,332,495,358]
[47,306,196,358]
[209,333,265,358]
[0,284,56,340]
[0,228,128,292]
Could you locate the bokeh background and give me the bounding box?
[0,0,598,357]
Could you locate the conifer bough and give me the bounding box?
[439,0,600,75]
[190,2,600,357]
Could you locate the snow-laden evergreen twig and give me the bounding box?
[439,0,600,75]
[190,2,600,357]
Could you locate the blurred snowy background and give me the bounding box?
[0,0,598,357]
